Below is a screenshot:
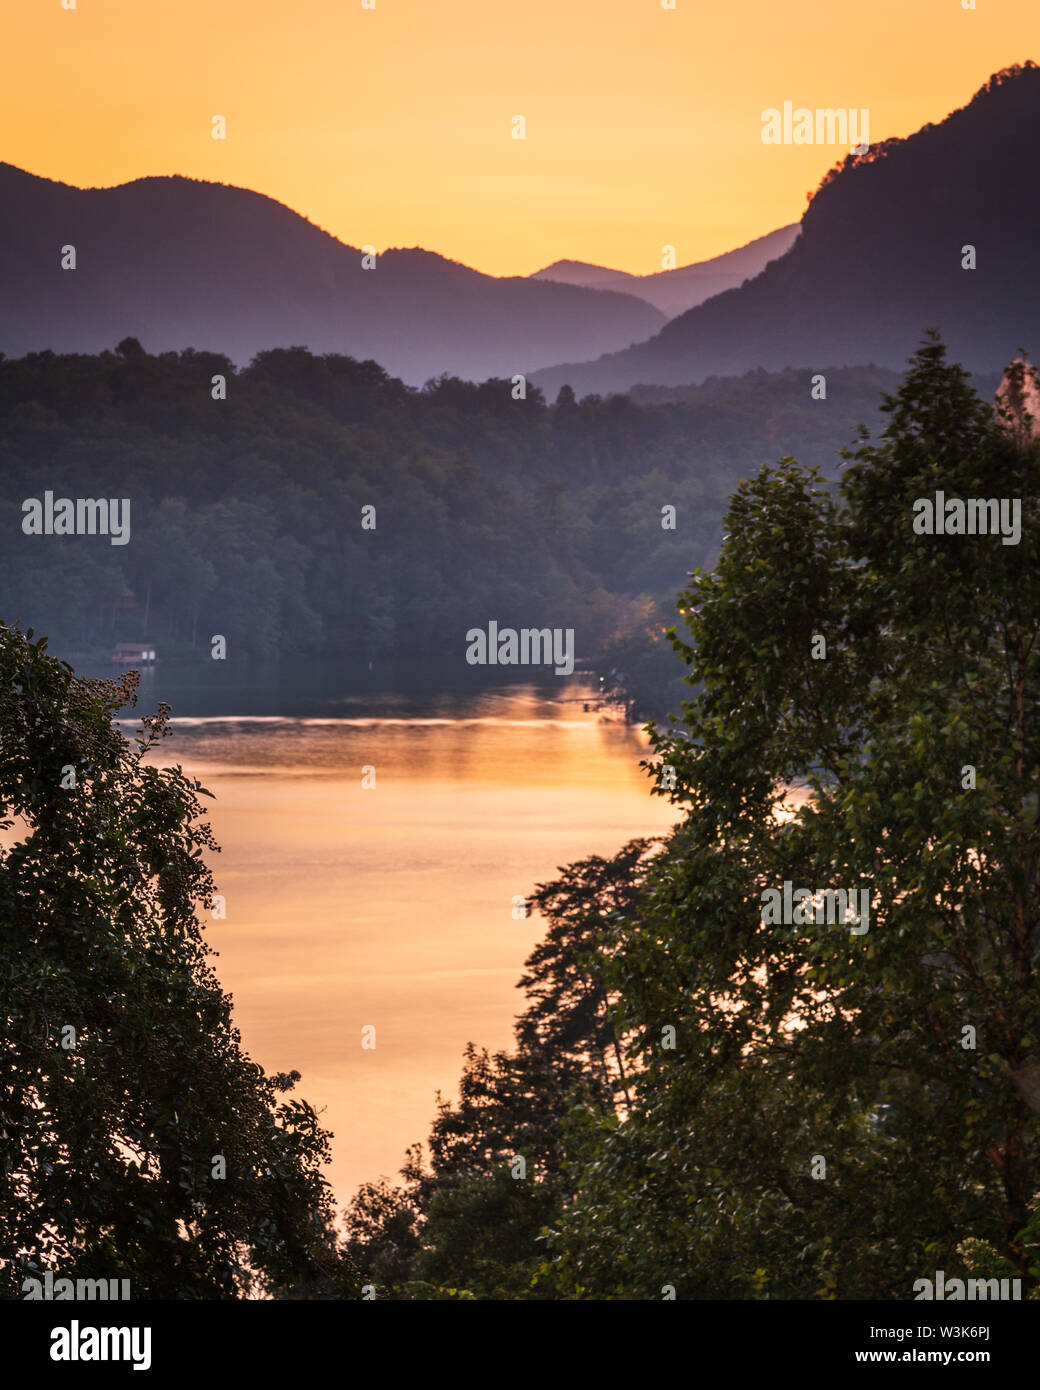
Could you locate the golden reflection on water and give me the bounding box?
[152,686,677,1209]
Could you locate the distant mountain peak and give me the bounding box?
[0,165,666,383]
[529,225,800,317]
[536,257,620,274]
[807,58,1040,207]
[531,63,1040,397]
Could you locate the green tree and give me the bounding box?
[547,336,1040,1298]
[341,1169,424,1296]
[0,625,351,1298]
[343,842,661,1298]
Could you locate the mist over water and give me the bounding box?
[144,682,677,1208]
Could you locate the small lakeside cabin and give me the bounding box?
[112,642,158,664]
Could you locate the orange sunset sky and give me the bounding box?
[2,0,1036,277]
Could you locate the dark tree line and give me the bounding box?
[0,342,909,709]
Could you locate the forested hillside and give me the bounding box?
[1,342,945,698]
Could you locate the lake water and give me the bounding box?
[143,681,678,1211]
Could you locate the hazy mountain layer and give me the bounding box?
[530,224,800,317]
[0,165,666,385]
